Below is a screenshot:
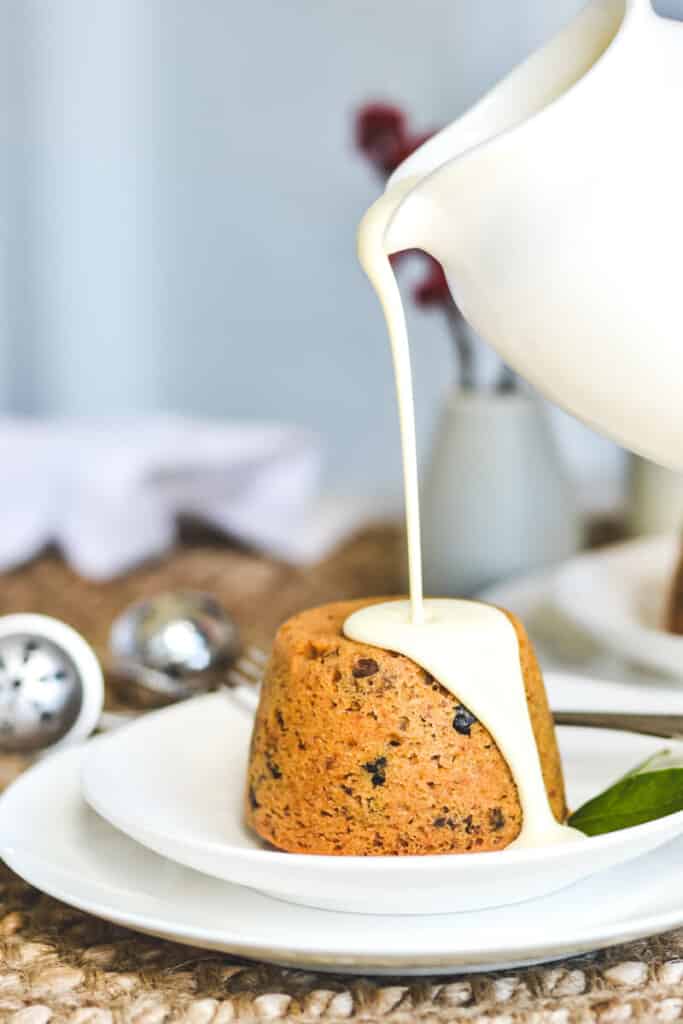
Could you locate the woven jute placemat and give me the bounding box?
[1,526,683,1023]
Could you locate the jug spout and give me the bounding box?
[382,180,444,260]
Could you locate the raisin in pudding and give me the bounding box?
[245,598,567,856]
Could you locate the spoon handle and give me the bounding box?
[553,711,683,739]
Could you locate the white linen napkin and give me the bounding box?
[0,416,370,579]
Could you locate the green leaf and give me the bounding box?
[568,748,683,836]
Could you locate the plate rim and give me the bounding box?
[3,745,683,969]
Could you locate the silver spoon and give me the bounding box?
[553,711,683,740]
[0,595,265,755]
[0,614,104,754]
[109,591,243,701]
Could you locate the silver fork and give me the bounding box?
[104,647,683,740]
[99,645,268,730]
[226,646,268,688]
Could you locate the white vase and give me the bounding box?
[421,391,580,596]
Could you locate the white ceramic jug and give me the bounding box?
[381,0,683,469]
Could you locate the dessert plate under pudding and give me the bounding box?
[6,743,683,974]
[79,691,683,916]
[553,535,683,680]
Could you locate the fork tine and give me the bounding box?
[235,659,263,682]
[246,646,268,665]
[227,668,261,689]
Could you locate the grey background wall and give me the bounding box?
[2,0,677,495]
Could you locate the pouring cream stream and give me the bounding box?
[346,180,581,849]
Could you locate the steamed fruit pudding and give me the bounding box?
[245,598,567,856]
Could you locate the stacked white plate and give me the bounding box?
[551,534,683,680]
[487,533,683,686]
[2,536,683,975]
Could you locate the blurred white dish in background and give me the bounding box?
[553,535,683,681]
[80,692,683,916]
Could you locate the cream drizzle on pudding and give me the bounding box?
[345,181,581,849]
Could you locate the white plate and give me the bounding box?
[553,535,683,680]
[81,692,683,916]
[5,742,683,974]
[482,568,683,700]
